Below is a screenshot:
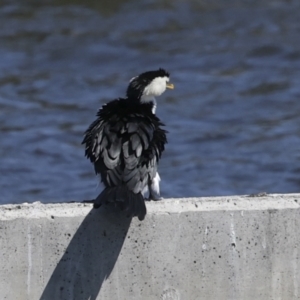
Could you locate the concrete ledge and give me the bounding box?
[1,194,300,300]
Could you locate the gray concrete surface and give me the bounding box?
[0,194,300,300]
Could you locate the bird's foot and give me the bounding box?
[247,192,267,197]
[82,199,95,203]
[147,194,163,201]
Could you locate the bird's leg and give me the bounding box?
[148,172,163,201]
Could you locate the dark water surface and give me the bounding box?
[1,0,300,204]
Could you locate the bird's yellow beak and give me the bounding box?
[166,83,174,89]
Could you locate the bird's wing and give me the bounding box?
[83,110,166,194]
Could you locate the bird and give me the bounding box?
[82,68,174,221]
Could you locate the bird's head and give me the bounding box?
[126,68,174,103]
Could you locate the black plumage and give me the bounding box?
[82,69,172,220]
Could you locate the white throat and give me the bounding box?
[140,95,157,114]
[139,76,169,114]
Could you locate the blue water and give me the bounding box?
[1,0,300,204]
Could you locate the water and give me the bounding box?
[1,0,300,204]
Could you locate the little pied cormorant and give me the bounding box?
[82,69,174,221]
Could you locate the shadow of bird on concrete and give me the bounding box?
[40,205,132,300]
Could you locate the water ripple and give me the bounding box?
[1,0,300,203]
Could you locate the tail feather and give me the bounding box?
[136,194,146,221]
[94,186,147,220]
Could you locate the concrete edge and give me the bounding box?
[0,193,299,220]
